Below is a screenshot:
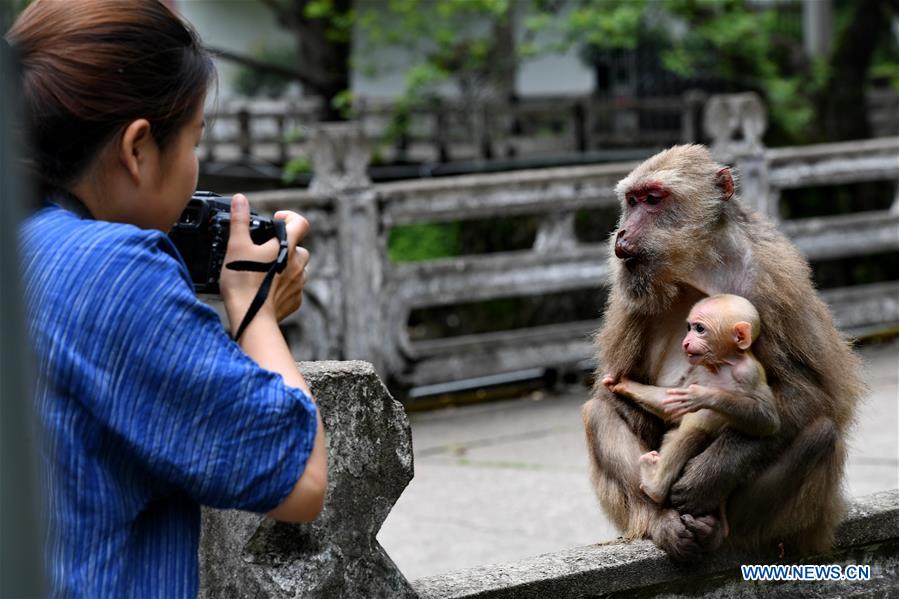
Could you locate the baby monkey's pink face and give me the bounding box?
[681,295,757,366]
[682,301,727,365]
[682,318,712,365]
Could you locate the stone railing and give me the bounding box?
[199,361,415,598]
[415,490,899,598]
[197,363,899,597]
[245,93,899,390]
[202,90,899,167]
[200,92,706,166]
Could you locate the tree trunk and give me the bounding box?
[492,4,517,104]
[262,0,353,121]
[815,0,898,141]
[291,0,352,122]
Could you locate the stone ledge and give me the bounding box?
[414,489,899,599]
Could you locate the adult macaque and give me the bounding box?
[603,294,777,526]
[583,145,861,561]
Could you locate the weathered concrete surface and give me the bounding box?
[199,361,415,598]
[847,340,899,499]
[377,392,619,581]
[413,490,899,599]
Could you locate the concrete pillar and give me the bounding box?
[803,0,833,59]
[199,362,415,598]
[307,123,384,373]
[534,211,577,254]
[308,123,372,198]
[735,152,778,222]
[704,92,776,220]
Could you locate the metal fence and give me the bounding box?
[243,94,899,391]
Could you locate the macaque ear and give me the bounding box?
[733,321,753,350]
[716,168,734,201]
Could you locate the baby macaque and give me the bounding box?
[602,294,778,529]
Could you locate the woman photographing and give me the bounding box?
[8,1,327,596]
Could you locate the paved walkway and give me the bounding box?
[377,338,899,581]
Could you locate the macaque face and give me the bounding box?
[614,181,673,271]
[614,169,733,270]
[682,301,734,365]
[682,295,758,364]
[682,316,715,365]
[610,145,735,311]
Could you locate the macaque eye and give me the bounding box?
[687,323,691,332]
[695,324,705,334]
[646,193,662,206]
[627,196,637,207]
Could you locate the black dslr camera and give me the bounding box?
[168,191,283,295]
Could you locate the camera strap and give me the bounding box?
[225,220,289,342]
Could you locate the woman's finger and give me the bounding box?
[273,210,310,251]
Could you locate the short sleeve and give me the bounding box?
[61,229,318,511]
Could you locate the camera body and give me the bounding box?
[168,191,280,295]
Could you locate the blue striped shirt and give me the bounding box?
[19,203,318,598]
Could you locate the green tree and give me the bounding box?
[356,0,520,105]
[814,0,899,141]
[217,0,354,121]
[232,43,299,98]
[568,0,899,144]
[263,0,353,121]
[358,0,899,145]
[352,0,528,157]
[353,0,654,104]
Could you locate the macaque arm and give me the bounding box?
[694,382,779,436]
[614,378,677,422]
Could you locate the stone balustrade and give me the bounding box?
[243,94,899,389]
[198,363,899,598]
[414,490,899,598]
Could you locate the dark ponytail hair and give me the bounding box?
[6,0,215,195]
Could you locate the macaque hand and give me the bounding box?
[603,374,634,397]
[663,384,709,417]
[602,373,620,390]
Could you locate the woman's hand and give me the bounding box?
[272,211,310,322]
[220,194,310,335]
[219,197,326,522]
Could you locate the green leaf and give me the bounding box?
[282,157,312,184]
[304,0,334,20]
[331,89,355,119]
[388,222,461,262]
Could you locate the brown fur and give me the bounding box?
[583,145,863,560]
[618,295,777,507]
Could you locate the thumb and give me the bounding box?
[228,193,250,247]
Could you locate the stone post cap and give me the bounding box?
[704,92,768,161]
[308,123,372,197]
